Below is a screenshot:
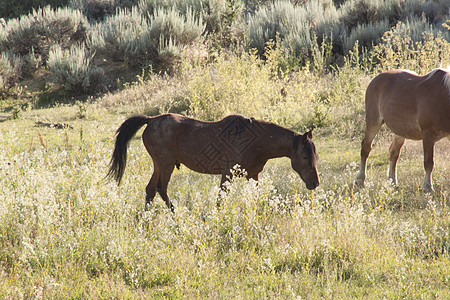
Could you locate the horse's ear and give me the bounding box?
[306,124,315,140]
[304,129,313,140]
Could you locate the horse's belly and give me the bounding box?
[180,156,237,175]
[182,161,224,175]
[384,119,422,140]
[382,106,423,140]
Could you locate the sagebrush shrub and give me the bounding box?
[338,0,400,28]
[246,0,339,60]
[0,0,69,19]
[92,5,205,68]
[92,6,156,66]
[69,0,136,21]
[138,0,227,33]
[0,52,23,92]
[402,15,449,42]
[0,6,90,62]
[402,0,450,24]
[47,44,105,93]
[245,0,450,64]
[372,22,450,73]
[69,0,116,21]
[149,7,205,48]
[343,18,390,52]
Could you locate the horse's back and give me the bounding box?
[366,69,419,104]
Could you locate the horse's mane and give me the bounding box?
[442,67,450,97]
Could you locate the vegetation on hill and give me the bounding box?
[0,0,449,104]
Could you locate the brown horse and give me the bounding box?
[108,113,320,211]
[356,68,450,192]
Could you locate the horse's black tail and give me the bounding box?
[107,115,150,185]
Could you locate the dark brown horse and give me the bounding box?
[108,113,320,211]
[356,68,450,192]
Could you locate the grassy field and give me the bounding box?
[1,6,450,295]
[1,52,449,299]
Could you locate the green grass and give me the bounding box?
[0,97,449,298]
[1,32,450,298]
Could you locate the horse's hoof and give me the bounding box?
[422,185,435,193]
[354,180,365,188]
[144,203,154,211]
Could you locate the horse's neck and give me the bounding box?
[260,124,294,159]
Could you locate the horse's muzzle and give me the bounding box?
[306,180,320,190]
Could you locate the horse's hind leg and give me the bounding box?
[157,164,176,212]
[356,117,383,187]
[388,135,405,185]
[145,165,160,210]
[422,135,436,192]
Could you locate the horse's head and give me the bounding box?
[291,130,320,190]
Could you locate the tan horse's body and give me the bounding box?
[356,68,450,191]
[108,114,319,211]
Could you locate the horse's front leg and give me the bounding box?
[422,136,436,192]
[247,173,260,183]
[356,123,382,187]
[219,174,230,192]
[388,135,405,185]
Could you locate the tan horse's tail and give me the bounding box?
[107,115,150,184]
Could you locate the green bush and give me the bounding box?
[47,43,105,93]
[138,0,228,33]
[69,0,137,21]
[0,52,23,93]
[372,22,450,73]
[343,18,390,52]
[245,0,450,64]
[0,0,69,19]
[92,6,155,66]
[246,0,339,60]
[403,15,449,42]
[0,6,90,63]
[149,7,205,48]
[338,0,400,28]
[337,0,450,54]
[92,5,205,68]
[140,0,244,54]
[402,0,450,24]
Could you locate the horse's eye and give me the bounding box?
[303,156,308,160]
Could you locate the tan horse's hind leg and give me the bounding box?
[388,135,405,185]
[356,120,383,187]
[422,135,436,193]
